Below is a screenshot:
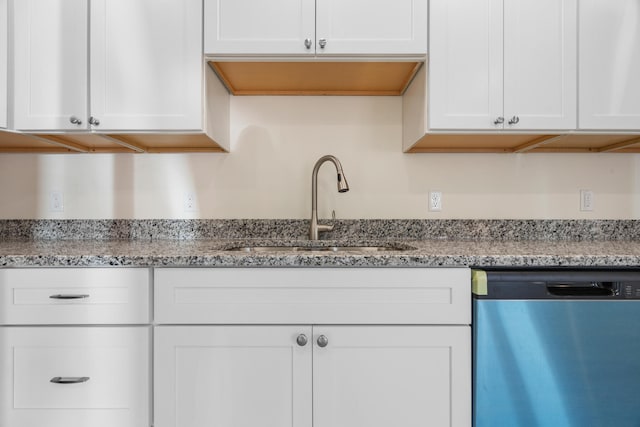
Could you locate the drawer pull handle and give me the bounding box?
[49,294,90,300]
[50,377,90,384]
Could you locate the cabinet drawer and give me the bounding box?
[0,326,150,427]
[155,268,471,324]
[0,268,150,325]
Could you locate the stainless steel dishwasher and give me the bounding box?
[473,269,640,427]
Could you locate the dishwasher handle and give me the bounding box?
[546,282,617,297]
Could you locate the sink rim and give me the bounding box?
[224,244,414,253]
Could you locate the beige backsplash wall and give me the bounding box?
[1,96,639,220]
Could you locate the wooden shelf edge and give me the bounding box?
[404,132,640,153]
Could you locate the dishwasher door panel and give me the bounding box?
[473,300,640,427]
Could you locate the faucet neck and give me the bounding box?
[310,155,347,240]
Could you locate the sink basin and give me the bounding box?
[226,245,411,253]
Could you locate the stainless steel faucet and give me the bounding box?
[309,155,349,240]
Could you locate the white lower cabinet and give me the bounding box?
[154,268,472,427]
[0,268,151,427]
[155,325,469,427]
[0,326,151,427]
[155,326,313,427]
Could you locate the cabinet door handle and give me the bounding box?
[69,116,82,126]
[494,117,504,125]
[89,116,100,126]
[49,294,90,300]
[508,116,520,125]
[318,38,327,49]
[304,38,312,49]
[296,334,308,346]
[317,335,329,348]
[50,377,90,384]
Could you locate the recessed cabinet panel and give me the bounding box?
[155,326,313,427]
[12,0,88,130]
[315,0,427,55]
[0,326,150,427]
[204,0,316,55]
[579,0,640,130]
[313,326,471,427]
[503,0,576,130]
[0,0,7,128]
[90,0,202,130]
[155,268,470,325]
[428,0,503,130]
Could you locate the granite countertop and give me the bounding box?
[2,219,640,268]
[2,238,640,268]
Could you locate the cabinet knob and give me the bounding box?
[318,38,327,49]
[89,116,100,126]
[494,117,504,125]
[304,38,312,49]
[296,334,308,346]
[317,335,329,348]
[69,116,82,126]
[508,116,520,125]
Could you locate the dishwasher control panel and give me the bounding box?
[622,282,640,299]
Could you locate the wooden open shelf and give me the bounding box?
[208,61,422,96]
[0,130,77,153]
[405,133,640,153]
[0,130,227,154]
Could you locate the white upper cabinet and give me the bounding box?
[12,0,89,131]
[428,0,576,131]
[314,0,427,55]
[579,0,640,130]
[0,0,7,129]
[12,0,204,132]
[205,0,316,55]
[90,0,202,131]
[204,0,427,56]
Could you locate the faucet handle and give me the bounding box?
[331,210,336,221]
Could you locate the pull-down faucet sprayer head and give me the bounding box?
[337,169,349,193]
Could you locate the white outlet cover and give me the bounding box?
[50,191,64,212]
[183,192,196,212]
[580,190,594,212]
[429,191,442,212]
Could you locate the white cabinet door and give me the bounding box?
[0,326,150,427]
[155,326,313,427]
[428,0,503,130]
[313,326,471,427]
[12,0,88,131]
[579,0,640,130]
[204,0,316,55]
[503,0,576,130]
[0,0,7,128]
[90,0,203,131]
[315,0,427,55]
[429,0,576,131]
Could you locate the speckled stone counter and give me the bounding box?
[2,220,640,268]
[1,238,640,268]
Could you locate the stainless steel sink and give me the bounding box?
[226,245,411,253]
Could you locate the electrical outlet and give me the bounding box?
[50,191,64,212]
[183,192,196,212]
[580,190,594,212]
[429,191,442,212]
